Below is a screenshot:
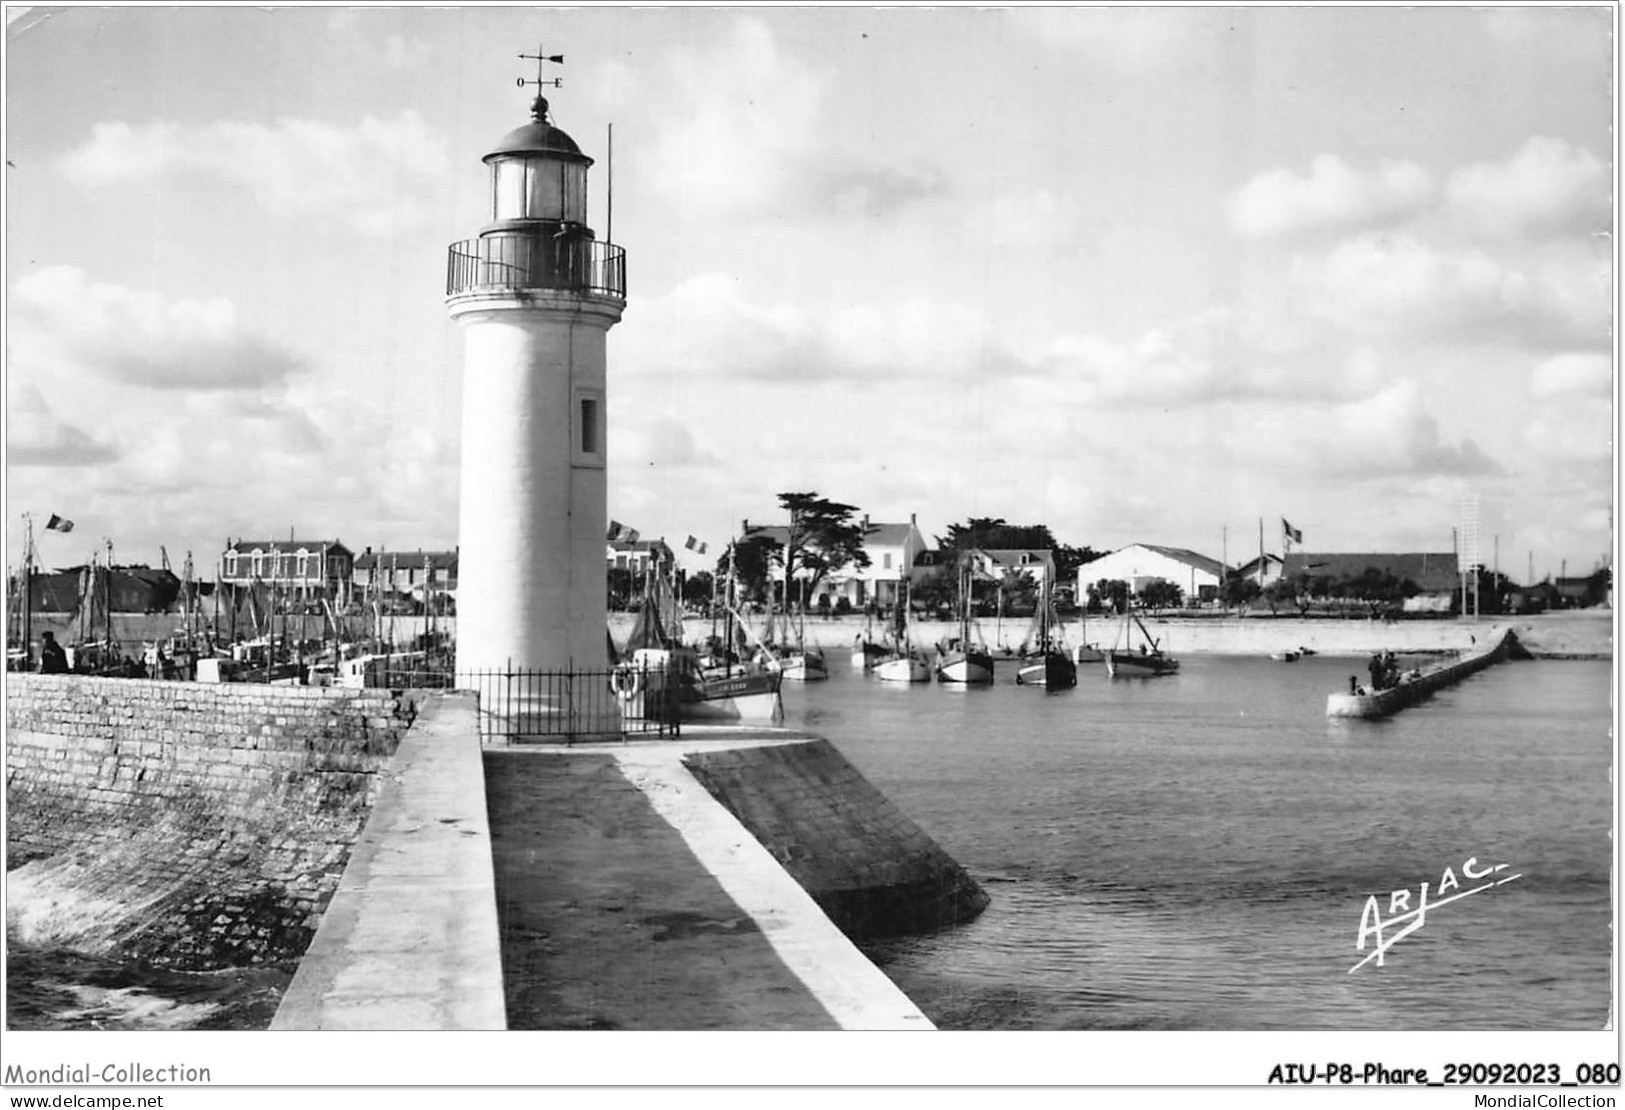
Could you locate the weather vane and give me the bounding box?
[517,44,564,121]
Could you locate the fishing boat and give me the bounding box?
[935,559,994,685]
[611,550,783,722]
[1104,607,1179,677]
[872,578,931,683]
[851,634,887,670]
[1015,578,1077,689]
[1071,606,1105,664]
[759,554,828,681]
[1326,631,1514,719]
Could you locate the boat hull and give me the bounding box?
[1104,651,1179,677]
[776,649,829,682]
[851,640,887,670]
[936,650,995,685]
[874,654,932,683]
[1016,652,1078,688]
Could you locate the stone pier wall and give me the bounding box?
[5,674,412,968]
[681,738,989,939]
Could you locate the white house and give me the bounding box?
[737,514,928,610]
[1077,543,1227,606]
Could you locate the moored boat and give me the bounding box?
[1014,577,1076,689]
[871,579,932,683]
[1103,608,1179,677]
[934,560,994,685]
[616,645,784,723]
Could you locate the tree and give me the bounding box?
[1093,578,1131,614]
[1222,575,1262,611]
[606,566,637,612]
[776,492,871,608]
[993,568,1039,617]
[717,534,777,605]
[1138,579,1184,611]
[1054,543,1105,584]
[937,517,1060,553]
[682,569,715,611]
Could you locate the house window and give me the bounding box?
[572,386,605,468]
[883,553,893,570]
[225,553,238,577]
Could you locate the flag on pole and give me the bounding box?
[1282,518,1303,545]
[685,535,708,554]
[45,514,74,533]
[607,520,627,542]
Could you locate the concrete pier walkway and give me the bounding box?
[271,695,506,1030]
[484,735,934,1031]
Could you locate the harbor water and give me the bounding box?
[7,651,1612,1031]
[785,652,1613,1030]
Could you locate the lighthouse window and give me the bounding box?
[572,387,605,468]
[581,397,600,454]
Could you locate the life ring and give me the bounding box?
[610,666,643,699]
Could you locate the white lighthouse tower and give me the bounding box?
[447,56,625,682]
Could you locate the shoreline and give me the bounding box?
[624,609,1613,660]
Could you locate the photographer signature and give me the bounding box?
[1350,857,1521,973]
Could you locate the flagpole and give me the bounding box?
[1257,518,1264,589]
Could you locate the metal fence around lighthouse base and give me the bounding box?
[455,663,680,744]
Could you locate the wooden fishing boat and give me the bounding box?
[935,560,994,685]
[612,552,784,722]
[1326,631,1514,719]
[872,578,932,683]
[1104,608,1179,677]
[1015,578,1077,688]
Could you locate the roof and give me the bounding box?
[608,539,675,556]
[226,539,353,556]
[354,550,459,571]
[862,522,918,547]
[1282,552,1459,592]
[484,101,591,164]
[979,547,1053,565]
[1083,543,1227,578]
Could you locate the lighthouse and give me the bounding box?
[446,56,625,681]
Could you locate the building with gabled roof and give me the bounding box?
[353,548,458,602]
[1077,543,1228,606]
[219,538,355,596]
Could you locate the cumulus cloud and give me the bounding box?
[1288,233,1607,346]
[1530,352,1612,399]
[1229,155,1434,239]
[10,266,304,390]
[641,17,943,219]
[1006,6,1210,75]
[58,111,455,235]
[6,380,119,468]
[1228,379,1499,480]
[1522,404,1614,464]
[1447,137,1611,239]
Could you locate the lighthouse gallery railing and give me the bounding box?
[446,237,626,299]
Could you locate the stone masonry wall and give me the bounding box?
[6,674,411,969]
[682,738,990,939]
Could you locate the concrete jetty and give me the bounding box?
[270,695,506,1029]
[271,707,962,1029]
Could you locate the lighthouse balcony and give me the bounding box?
[446,236,626,300]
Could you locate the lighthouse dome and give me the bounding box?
[483,97,593,165]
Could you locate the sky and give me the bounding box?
[4,4,1616,585]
